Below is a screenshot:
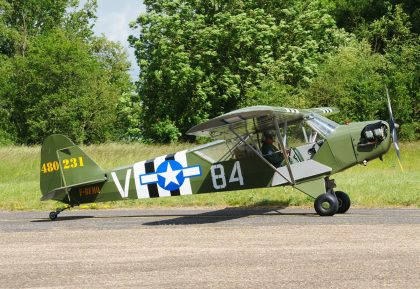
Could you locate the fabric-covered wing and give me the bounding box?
[306,107,339,115]
[187,105,338,140]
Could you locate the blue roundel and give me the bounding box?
[156,160,185,191]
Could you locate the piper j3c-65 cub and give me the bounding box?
[40,94,401,220]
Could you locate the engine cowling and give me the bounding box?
[359,121,388,146]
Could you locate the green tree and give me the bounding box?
[327,0,419,35]
[266,0,349,87]
[359,4,413,53]
[64,0,97,40]
[2,0,70,56]
[349,5,418,139]
[0,0,18,56]
[327,0,389,33]
[303,41,387,122]
[130,0,347,142]
[90,36,138,140]
[115,92,142,141]
[130,1,276,141]
[0,56,16,144]
[5,30,119,144]
[91,36,132,95]
[0,0,134,145]
[244,82,309,109]
[302,38,418,141]
[385,36,420,140]
[1,0,98,56]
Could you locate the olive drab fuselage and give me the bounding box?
[40,120,391,206]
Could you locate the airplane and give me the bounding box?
[40,92,401,220]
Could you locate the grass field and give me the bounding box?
[0,141,419,211]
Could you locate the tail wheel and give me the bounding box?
[314,194,339,216]
[335,191,351,214]
[49,211,58,220]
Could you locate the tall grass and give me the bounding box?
[0,141,418,211]
[334,142,420,207]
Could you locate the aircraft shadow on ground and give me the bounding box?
[30,202,316,224]
[32,209,292,224]
[142,205,316,226]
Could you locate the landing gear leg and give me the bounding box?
[49,205,73,220]
[313,177,340,217]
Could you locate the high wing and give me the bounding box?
[187,105,339,140]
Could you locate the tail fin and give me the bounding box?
[40,134,106,201]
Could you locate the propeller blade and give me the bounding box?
[385,85,394,123]
[392,131,404,171]
[385,85,396,134]
[385,85,404,171]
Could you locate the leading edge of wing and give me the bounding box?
[187,105,339,138]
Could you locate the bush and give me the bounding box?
[399,122,420,141]
[149,119,181,144]
[303,40,387,122]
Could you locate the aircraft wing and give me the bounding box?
[187,105,338,139]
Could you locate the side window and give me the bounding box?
[190,135,260,164]
[232,134,259,160]
[273,121,323,163]
[301,122,321,144]
[190,140,235,164]
[290,122,324,162]
[285,122,309,148]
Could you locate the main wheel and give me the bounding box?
[314,194,339,216]
[49,211,58,221]
[335,191,351,214]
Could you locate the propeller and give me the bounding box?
[385,85,404,171]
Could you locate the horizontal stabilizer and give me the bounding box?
[40,179,106,201]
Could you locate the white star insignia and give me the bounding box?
[158,162,181,187]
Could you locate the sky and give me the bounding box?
[90,0,146,80]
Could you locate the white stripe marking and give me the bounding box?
[133,161,149,198]
[175,150,193,195]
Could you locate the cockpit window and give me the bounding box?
[189,113,338,164]
[189,134,259,164]
[304,113,338,138]
[189,140,231,163]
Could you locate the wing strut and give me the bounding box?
[273,118,295,184]
[228,126,294,184]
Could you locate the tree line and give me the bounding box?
[0,0,137,145]
[1,0,418,145]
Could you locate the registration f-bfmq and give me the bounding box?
[40,95,400,219]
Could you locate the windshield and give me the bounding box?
[304,113,338,138]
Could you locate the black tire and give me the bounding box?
[335,191,351,214]
[49,211,58,221]
[314,194,339,216]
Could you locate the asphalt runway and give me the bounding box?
[0,208,419,288]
